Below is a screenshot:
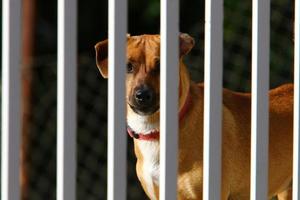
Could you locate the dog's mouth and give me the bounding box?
[128,102,159,116]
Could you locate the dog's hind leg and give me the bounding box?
[277,187,292,200]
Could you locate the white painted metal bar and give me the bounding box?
[250,0,270,199]
[293,0,300,199]
[107,0,128,199]
[160,0,179,199]
[203,0,223,199]
[57,0,77,199]
[1,0,22,199]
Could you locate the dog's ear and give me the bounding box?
[95,39,108,78]
[180,33,195,56]
[94,34,131,78]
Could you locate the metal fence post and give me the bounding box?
[1,0,22,199]
[203,0,223,199]
[107,0,128,199]
[250,0,270,199]
[57,0,77,199]
[293,0,300,199]
[160,0,179,199]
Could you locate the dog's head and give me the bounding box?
[95,33,194,126]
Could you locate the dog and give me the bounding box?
[95,33,294,200]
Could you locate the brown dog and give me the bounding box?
[95,34,294,200]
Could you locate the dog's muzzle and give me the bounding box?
[129,85,159,115]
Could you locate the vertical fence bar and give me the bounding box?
[293,0,300,199]
[203,0,223,199]
[107,0,127,199]
[250,0,270,199]
[160,0,179,199]
[57,0,77,199]
[1,0,22,199]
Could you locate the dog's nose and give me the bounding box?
[135,87,154,105]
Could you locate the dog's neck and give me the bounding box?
[126,61,191,137]
[178,60,191,113]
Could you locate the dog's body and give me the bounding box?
[95,34,294,200]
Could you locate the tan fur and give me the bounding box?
[95,34,293,200]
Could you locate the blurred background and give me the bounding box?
[0,0,295,199]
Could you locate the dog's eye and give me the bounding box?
[155,61,160,71]
[151,61,160,74]
[127,63,134,73]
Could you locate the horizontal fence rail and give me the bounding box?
[107,0,128,199]
[160,0,179,199]
[293,0,300,199]
[1,0,22,200]
[250,0,270,199]
[203,0,223,199]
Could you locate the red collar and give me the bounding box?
[127,88,192,141]
[127,127,160,140]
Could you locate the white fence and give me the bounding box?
[1,0,299,200]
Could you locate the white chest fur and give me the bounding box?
[127,111,160,199]
[136,140,160,200]
[127,114,159,134]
